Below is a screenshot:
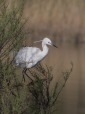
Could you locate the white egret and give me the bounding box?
[14,37,58,81]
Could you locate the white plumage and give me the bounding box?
[15,47,41,68]
[14,37,58,81]
[14,37,57,69]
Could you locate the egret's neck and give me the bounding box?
[41,42,49,57]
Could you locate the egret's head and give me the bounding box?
[34,37,58,48]
[43,38,52,45]
[43,37,58,48]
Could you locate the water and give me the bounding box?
[11,41,85,114]
[43,42,85,114]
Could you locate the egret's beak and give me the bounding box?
[52,44,58,48]
[34,40,42,43]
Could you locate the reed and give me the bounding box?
[25,0,85,43]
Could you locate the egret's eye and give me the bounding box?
[48,42,51,44]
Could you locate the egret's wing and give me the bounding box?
[14,47,41,65]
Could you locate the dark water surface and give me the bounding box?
[42,42,85,114]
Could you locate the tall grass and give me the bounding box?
[0,0,27,113]
[26,0,85,29]
[0,0,27,61]
[24,0,85,43]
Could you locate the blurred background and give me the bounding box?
[1,0,85,114]
[23,0,85,114]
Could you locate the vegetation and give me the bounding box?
[0,61,73,114]
[25,0,85,43]
[27,63,73,114]
[0,0,27,113]
[0,0,73,114]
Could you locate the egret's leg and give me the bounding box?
[22,68,26,82]
[24,68,33,81]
